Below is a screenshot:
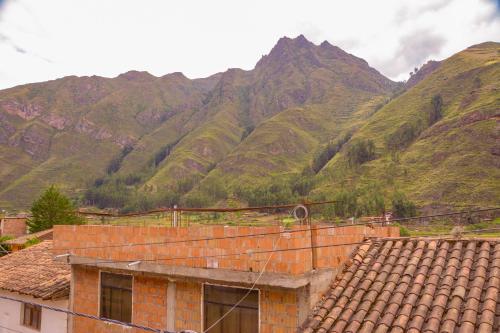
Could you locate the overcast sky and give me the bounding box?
[0,0,498,89]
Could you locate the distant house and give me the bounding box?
[0,241,70,333]
[301,238,500,333]
[3,228,53,252]
[0,216,27,238]
[53,224,397,333]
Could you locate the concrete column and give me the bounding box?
[166,281,176,331]
[68,265,75,333]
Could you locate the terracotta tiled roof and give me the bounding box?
[0,241,70,300]
[302,238,500,333]
[4,228,53,245]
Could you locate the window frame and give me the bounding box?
[98,271,134,324]
[202,283,260,333]
[20,302,42,331]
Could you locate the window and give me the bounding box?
[204,285,258,333]
[100,272,132,323]
[21,303,42,330]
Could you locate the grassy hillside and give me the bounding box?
[0,71,212,208]
[315,42,500,209]
[0,37,497,213]
[136,35,396,204]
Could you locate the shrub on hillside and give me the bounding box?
[385,121,423,153]
[429,94,443,125]
[84,179,130,208]
[107,145,133,175]
[311,132,352,173]
[391,192,417,218]
[236,181,297,207]
[290,173,315,196]
[199,178,228,201]
[183,192,212,208]
[346,139,376,166]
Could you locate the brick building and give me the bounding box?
[4,228,53,252]
[53,224,398,333]
[0,241,70,333]
[0,216,27,238]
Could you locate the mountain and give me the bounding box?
[0,36,497,211]
[314,42,500,210]
[0,70,214,207]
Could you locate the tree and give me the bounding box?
[429,94,443,125]
[385,120,423,153]
[346,139,376,166]
[391,192,417,218]
[28,186,84,233]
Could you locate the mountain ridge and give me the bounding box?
[0,36,498,211]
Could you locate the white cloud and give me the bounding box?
[0,0,498,88]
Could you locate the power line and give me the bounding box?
[3,207,498,255]
[93,240,370,266]
[7,227,500,270]
[3,239,370,269]
[202,233,282,333]
[77,200,339,217]
[2,219,387,255]
[0,324,25,333]
[0,294,176,333]
[4,208,500,255]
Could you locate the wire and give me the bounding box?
[0,294,175,333]
[460,227,500,234]
[83,239,370,265]
[6,207,499,255]
[4,239,370,269]
[0,324,24,333]
[2,219,385,255]
[202,233,282,333]
[8,228,500,270]
[77,200,339,217]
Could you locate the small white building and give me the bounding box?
[0,241,70,333]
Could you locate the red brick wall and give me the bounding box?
[72,266,100,333]
[175,281,201,331]
[260,289,299,333]
[72,266,170,333]
[313,224,399,269]
[0,217,27,238]
[133,275,168,330]
[71,266,304,333]
[54,224,398,275]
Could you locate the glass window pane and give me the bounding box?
[204,285,258,333]
[100,273,132,323]
[21,304,42,330]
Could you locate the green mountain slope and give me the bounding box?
[0,36,497,211]
[315,42,500,209]
[144,36,395,195]
[0,71,213,208]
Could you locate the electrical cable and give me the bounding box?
[0,324,25,333]
[2,239,370,268]
[2,208,497,255]
[202,233,282,333]
[0,294,175,333]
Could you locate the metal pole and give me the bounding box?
[173,205,178,227]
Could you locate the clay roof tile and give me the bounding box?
[0,241,70,300]
[300,239,500,333]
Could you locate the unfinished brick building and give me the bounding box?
[0,216,27,238]
[53,224,398,332]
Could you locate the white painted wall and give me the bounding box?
[0,290,68,333]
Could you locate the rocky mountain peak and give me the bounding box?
[117,70,156,82]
